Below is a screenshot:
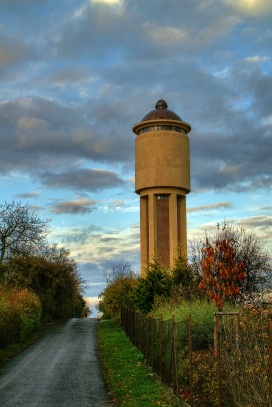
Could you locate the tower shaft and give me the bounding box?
[133,100,191,276]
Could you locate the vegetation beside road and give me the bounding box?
[0,201,85,352]
[97,222,272,406]
[98,318,182,407]
[99,222,272,319]
[0,329,42,368]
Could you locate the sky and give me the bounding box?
[1,0,271,314]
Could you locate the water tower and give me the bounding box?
[133,99,191,275]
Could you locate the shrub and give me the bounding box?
[0,287,42,348]
[171,244,198,300]
[133,255,173,314]
[221,307,270,406]
[16,288,42,342]
[178,349,219,406]
[3,251,83,321]
[152,299,236,349]
[0,302,21,348]
[99,273,138,318]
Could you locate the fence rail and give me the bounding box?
[121,307,271,407]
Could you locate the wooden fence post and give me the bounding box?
[215,314,221,407]
[189,314,193,407]
[151,315,154,370]
[172,315,179,396]
[269,320,272,407]
[160,314,163,379]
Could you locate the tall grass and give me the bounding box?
[151,299,226,348]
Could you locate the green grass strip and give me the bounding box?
[97,318,183,407]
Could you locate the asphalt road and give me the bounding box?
[0,318,113,407]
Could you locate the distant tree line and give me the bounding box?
[98,222,272,317]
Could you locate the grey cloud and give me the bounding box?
[50,199,98,215]
[0,0,271,197]
[99,237,120,243]
[241,216,272,229]
[28,205,44,212]
[59,225,103,245]
[187,61,272,192]
[14,191,40,199]
[0,34,37,77]
[53,0,233,67]
[32,68,92,89]
[261,206,272,211]
[0,96,134,175]
[191,122,272,192]
[188,202,232,213]
[40,168,126,191]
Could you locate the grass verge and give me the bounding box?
[97,318,184,407]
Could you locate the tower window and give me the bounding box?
[138,126,186,135]
[157,195,168,200]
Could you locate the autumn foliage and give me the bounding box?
[199,238,245,310]
[0,287,41,347]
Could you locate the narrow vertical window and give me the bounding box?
[156,195,170,267]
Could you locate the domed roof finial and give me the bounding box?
[139,99,183,122]
[155,99,168,110]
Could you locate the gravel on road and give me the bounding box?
[0,318,114,407]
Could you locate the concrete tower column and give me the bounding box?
[133,100,191,276]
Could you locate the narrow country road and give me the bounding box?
[0,318,113,407]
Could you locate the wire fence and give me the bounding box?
[121,307,271,407]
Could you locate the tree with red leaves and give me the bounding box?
[199,237,245,310]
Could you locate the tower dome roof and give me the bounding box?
[141,99,182,122]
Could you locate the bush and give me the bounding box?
[151,299,236,349]
[2,251,83,322]
[0,287,42,348]
[16,288,42,342]
[0,302,21,348]
[133,256,173,314]
[221,307,270,406]
[99,262,138,318]
[171,245,198,300]
[178,349,219,406]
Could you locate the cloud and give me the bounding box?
[261,206,272,211]
[40,168,126,192]
[189,215,272,248]
[240,216,272,229]
[188,60,272,192]
[33,68,95,89]
[50,199,98,214]
[145,23,188,46]
[225,0,272,16]
[0,96,134,177]
[188,202,232,213]
[0,34,37,76]
[90,0,122,4]
[14,191,41,199]
[51,222,140,267]
[244,56,270,64]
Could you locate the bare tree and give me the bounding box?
[103,260,135,285]
[0,201,49,263]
